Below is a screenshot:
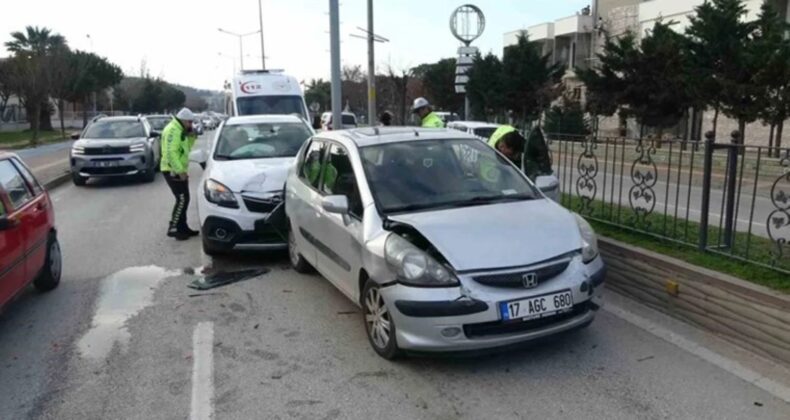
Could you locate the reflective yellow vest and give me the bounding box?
[421,112,444,128]
[487,125,517,148]
[160,119,197,174]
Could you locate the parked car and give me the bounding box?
[0,153,61,310]
[146,114,172,131]
[320,112,358,131]
[70,116,161,185]
[285,127,605,359]
[447,121,500,141]
[190,114,314,255]
[434,111,460,125]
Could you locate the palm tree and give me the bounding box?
[5,26,67,139]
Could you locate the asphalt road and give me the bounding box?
[1,133,790,419]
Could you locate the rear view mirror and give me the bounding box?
[0,215,18,231]
[70,132,80,140]
[321,195,349,214]
[190,149,208,169]
[150,130,161,138]
[535,175,560,202]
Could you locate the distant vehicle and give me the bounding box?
[190,114,314,255]
[447,121,500,141]
[285,128,604,359]
[69,116,161,186]
[146,114,173,131]
[194,119,205,135]
[434,111,460,124]
[231,70,309,121]
[0,152,61,310]
[320,112,358,131]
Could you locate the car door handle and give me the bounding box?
[35,202,47,211]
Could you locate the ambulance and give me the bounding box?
[231,70,309,121]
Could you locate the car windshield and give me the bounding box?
[83,120,146,139]
[360,139,538,214]
[473,127,497,139]
[147,117,171,130]
[236,96,306,119]
[214,122,312,160]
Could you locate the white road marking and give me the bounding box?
[190,322,214,420]
[603,302,790,404]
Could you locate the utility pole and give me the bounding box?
[367,0,375,125]
[329,0,342,129]
[258,0,266,69]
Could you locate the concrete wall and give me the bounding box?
[601,237,790,367]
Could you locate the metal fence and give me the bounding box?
[549,132,790,275]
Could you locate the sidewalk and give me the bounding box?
[12,140,74,189]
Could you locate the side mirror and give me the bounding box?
[189,149,208,169]
[0,215,18,231]
[70,132,80,140]
[150,130,161,138]
[321,195,349,214]
[535,175,560,202]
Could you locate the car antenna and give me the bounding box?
[413,129,419,137]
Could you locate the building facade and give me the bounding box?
[504,0,790,144]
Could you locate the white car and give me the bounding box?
[320,112,358,131]
[285,128,604,358]
[190,114,314,255]
[447,121,500,141]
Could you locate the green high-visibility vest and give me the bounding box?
[421,112,444,128]
[487,125,517,148]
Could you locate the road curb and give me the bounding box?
[43,171,72,191]
[600,237,790,367]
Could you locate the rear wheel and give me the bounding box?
[362,280,400,360]
[72,173,87,186]
[34,234,61,292]
[202,235,227,256]
[288,228,314,274]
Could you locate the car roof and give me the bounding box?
[146,114,171,119]
[449,121,500,129]
[316,127,480,148]
[224,115,306,126]
[94,116,143,122]
[0,151,17,160]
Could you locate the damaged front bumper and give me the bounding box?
[378,255,605,352]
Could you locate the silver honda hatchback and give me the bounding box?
[285,127,605,359]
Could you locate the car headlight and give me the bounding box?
[72,145,85,155]
[204,179,239,208]
[384,234,459,287]
[130,143,146,153]
[574,213,599,264]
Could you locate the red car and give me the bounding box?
[0,152,61,309]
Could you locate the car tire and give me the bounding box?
[72,173,87,186]
[202,235,226,256]
[288,228,313,273]
[141,167,156,183]
[362,280,401,360]
[33,233,62,292]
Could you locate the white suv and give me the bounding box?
[190,114,314,255]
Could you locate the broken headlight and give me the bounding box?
[384,233,459,287]
[574,213,599,264]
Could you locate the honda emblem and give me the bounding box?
[521,273,538,289]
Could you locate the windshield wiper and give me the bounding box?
[448,194,534,207]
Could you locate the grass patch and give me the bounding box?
[562,194,790,293]
[0,130,67,148]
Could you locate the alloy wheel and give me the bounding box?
[364,287,391,349]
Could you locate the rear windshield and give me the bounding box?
[473,127,497,139]
[236,96,306,119]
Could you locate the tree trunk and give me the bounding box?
[58,99,66,137]
[768,123,775,154]
[738,119,746,155]
[775,119,784,158]
[30,102,41,145]
[82,98,89,128]
[39,104,53,131]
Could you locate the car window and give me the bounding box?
[147,117,171,130]
[299,140,327,189]
[0,159,34,210]
[83,120,146,139]
[360,139,537,214]
[214,122,312,160]
[236,96,307,120]
[474,127,497,139]
[321,144,363,217]
[11,158,43,196]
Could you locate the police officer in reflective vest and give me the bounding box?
[488,125,552,180]
[411,97,444,128]
[161,108,199,240]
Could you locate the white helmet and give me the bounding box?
[411,97,430,112]
[176,107,195,121]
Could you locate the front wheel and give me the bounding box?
[34,234,61,292]
[288,228,313,274]
[72,173,87,186]
[362,280,401,360]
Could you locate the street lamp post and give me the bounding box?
[218,28,261,72]
[258,0,266,69]
[329,0,342,129]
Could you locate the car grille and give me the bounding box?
[472,256,572,288]
[463,301,591,339]
[242,195,282,214]
[81,166,135,175]
[84,146,130,155]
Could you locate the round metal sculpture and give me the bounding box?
[450,4,485,46]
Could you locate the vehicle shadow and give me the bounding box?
[80,175,161,189]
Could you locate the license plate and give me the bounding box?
[94,161,118,167]
[499,290,574,321]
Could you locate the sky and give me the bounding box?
[2,0,590,91]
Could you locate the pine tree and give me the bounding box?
[753,2,790,156]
